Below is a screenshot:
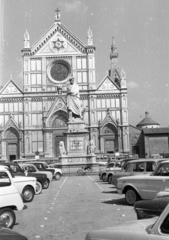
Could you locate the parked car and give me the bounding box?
[85,203,169,240]
[19,163,52,189]
[104,159,132,184]
[112,158,162,187]
[0,165,36,203]
[117,159,169,205]
[47,163,62,180]
[0,167,26,229]
[13,160,55,177]
[99,162,122,182]
[0,162,47,195]
[0,227,28,240]
[134,196,169,219]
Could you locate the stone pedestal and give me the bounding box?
[58,118,98,173]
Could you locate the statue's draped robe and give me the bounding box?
[67,83,81,117]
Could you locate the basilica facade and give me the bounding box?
[0,11,129,161]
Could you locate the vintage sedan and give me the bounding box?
[85,203,169,240]
[85,205,169,240]
[99,161,122,182]
[117,160,169,205]
[112,158,162,187]
[134,196,169,219]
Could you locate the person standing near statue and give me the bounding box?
[67,77,82,119]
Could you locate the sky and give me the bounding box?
[0,0,169,127]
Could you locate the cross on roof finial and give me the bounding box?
[55,8,61,22]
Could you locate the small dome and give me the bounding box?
[136,112,159,128]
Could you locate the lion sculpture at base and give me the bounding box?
[59,141,66,156]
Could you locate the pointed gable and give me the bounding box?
[3,114,20,132]
[0,79,22,95]
[46,97,67,123]
[30,23,86,56]
[100,110,118,128]
[97,75,119,91]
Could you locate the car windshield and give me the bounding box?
[152,162,169,176]
[10,165,23,173]
[21,165,36,172]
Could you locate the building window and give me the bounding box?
[32,131,43,153]
[31,74,42,85]
[97,99,101,108]
[111,99,115,108]
[116,99,120,108]
[31,102,42,111]
[0,103,3,112]
[30,59,41,71]
[31,114,42,126]
[102,99,106,108]
[77,58,86,69]
[106,99,110,108]
[24,60,29,71]
[14,103,18,112]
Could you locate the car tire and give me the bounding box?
[108,174,113,184]
[125,187,140,206]
[54,173,61,180]
[77,169,84,176]
[35,181,43,195]
[0,208,16,229]
[102,174,107,182]
[43,179,50,189]
[22,186,35,203]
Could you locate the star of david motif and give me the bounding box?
[50,38,67,52]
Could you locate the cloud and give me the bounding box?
[58,1,88,14]
[127,81,139,89]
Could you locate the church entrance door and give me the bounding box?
[7,143,18,161]
[55,136,66,157]
[105,139,115,153]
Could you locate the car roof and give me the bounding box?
[126,158,165,163]
[0,162,18,166]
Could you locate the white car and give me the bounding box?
[85,203,169,240]
[0,165,36,203]
[0,167,26,228]
[117,160,169,205]
[19,163,52,189]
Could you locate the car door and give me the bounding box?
[147,162,169,199]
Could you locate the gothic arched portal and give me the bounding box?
[5,127,20,161]
[101,123,118,153]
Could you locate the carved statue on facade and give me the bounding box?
[87,140,96,155]
[59,141,66,156]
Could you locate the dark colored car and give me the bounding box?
[27,161,55,176]
[0,162,48,194]
[134,196,169,219]
[0,227,28,240]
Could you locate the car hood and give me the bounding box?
[0,227,28,239]
[86,218,156,240]
[135,197,169,211]
[13,176,36,182]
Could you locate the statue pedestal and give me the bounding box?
[58,118,98,173]
[65,118,89,157]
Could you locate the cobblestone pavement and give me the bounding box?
[14,175,137,240]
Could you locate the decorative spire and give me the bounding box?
[87,27,93,45]
[55,8,61,23]
[110,36,118,59]
[24,29,30,48]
